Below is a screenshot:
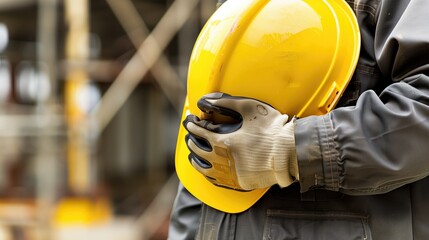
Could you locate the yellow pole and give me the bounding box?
[64,0,90,195]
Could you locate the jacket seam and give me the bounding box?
[321,115,340,191]
[346,0,381,26]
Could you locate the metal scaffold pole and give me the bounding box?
[35,0,59,239]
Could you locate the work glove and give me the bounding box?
[183,92,299,191]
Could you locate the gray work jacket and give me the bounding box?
[169,0,429,239]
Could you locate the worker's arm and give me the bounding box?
[296,0,429,194]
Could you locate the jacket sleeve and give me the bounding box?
[168,182,202,240]
[295,0,429,195]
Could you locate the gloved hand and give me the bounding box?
[183,92,299,191]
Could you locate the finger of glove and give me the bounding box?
[198,93,242,121]
[185,132,216,167]
[185,134,212,168]
[188,151,212,170]
[183,115,232,148]
[183,115,216,166]
[185,135,223,183]
[183,116,212,144]
[183,115,231,167]
[183,114,226,134]
[186,139,226,184]
[188,152,219,184]
[200,92,281,123]
[197,94,243,133]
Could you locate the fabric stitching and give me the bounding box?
[330,117,340,191]
[321,115,335,190]
[346,0,378,15]
[346,0,381,24]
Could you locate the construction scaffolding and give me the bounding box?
[0,0,216,239]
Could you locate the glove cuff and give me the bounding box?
[273,119,299,188]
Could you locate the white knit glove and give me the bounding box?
[183,92,299,191]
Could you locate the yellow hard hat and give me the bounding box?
[176,0,360,213]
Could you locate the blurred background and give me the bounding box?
[0,0,216,239]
